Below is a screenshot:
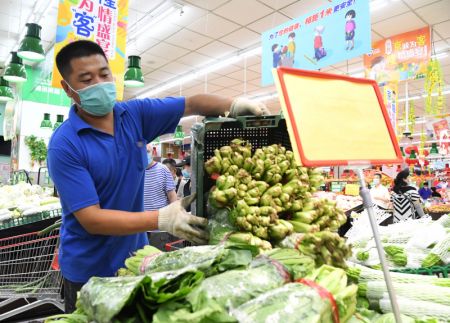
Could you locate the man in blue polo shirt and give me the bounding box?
[47,40,269,313]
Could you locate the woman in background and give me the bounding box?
[391,168,425,222]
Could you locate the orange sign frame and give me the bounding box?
[274,67,403,167]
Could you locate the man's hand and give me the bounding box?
[158,194,209,244]
[229,98,270,117]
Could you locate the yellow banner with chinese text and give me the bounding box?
[51,0,128,100]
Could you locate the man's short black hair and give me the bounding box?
[55,40,107,80]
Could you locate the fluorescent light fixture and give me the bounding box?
[431,52,448,60]
[397,119,427,126]
[128,1,183,42]
[136,46,261,98]
[370,0,388,11]
[398,95,421,102]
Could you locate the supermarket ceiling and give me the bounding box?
[0,0,449,133]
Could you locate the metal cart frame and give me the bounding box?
[0,228,63,321]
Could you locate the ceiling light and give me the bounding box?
[136,46,261,98]
[40,113,52,129]
[370,0,388,11]
[250,92,278,102]
[431,52,448,60]
[0,77,14,102]
[430,143,439,155]
[17,23,45,62]
[3,52,27,83]
[53,114,64,131]
[124,56,144,88]
[128,1,183,42]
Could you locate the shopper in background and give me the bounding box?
[431,187,442,198]
[47,40,269,313]
[143,149,177,211]
[175,168,186,196]
[391,168,425,222]
[162,158,177,184]
[418,182,432,200]
[370,173,390,209]
[176,156,192,210]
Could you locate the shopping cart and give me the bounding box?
[165,239,192,251]
[0,227,63,321]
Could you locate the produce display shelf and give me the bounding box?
[0,208,62,231]
[391,264,450,278]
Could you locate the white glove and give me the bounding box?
[158,194,209,244]
[229,98,270,117]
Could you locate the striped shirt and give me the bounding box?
[391,187,422,223]
[144,162,175,211]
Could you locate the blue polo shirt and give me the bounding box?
[47,97,184,282]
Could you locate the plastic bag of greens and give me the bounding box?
[78,268,204,323]
[140,244,252,277]
[153,259,291,323]
[231,282,337,323]
[207,207,236,244]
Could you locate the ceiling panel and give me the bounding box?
[372,12,426,38]
[159,61,193,75]
[183,0,231,11]
[196,41,237,58]
[256,0,298,10]
[227,69,260,82]
[177,51,216,68]
[220,28,261,49]
[168,5,207,27]
[280,0,318,19]
[434,20,450,39]
[402,0,440,9]
[144,69,176,82]
[139,54,171,71]
[144,42,190,61]
[212,87,241,97]
[415,0,450,25]
[247,12,291,34]
[187,13,240,39]
[208,76,242,87]
[371,1,410,24]
[165,29,212,51]
[214,0,273,26]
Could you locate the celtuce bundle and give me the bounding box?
[279,231,352,268]
[206,139,349,259]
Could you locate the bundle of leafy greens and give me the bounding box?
[153,249,315,323]
[126,244,252,277]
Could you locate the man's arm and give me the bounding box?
[184,94,269,117]
[167,190,177,204]
[74,205,158,235]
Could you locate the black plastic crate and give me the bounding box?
[191,115,292,217]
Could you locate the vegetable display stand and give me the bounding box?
[392,264,450,278]
[0,208,62,231]
[191,115,291,217]
[0,227,63,321]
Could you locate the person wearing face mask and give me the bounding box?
[143,148,177,211]
[46,40,270,313]
[391,168,425,223]
[162,158,185,196]
[370,173,390,209]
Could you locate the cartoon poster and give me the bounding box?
[51,0,128,100]
[363,27,431,86]
[261,0,371,86]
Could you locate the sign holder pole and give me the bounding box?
[356,168,402,323]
